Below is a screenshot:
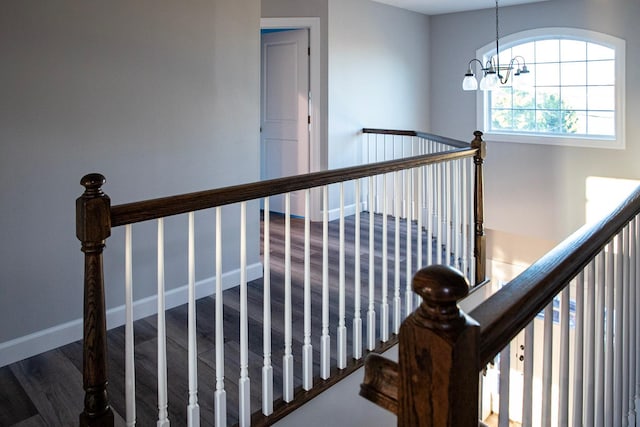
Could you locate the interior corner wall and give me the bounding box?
[429,0,640,244]
[327,0,430,211]
[0,0,261,365]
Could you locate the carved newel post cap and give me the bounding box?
[80,173,106,194]
[413,265,469,328]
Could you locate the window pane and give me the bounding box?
[536,40,560,63]
[491,109,513,130]
[514,89,534,108]
[561,110,581,134]
[588,43,614,60]
[537,109,562,133]
[587,111,615,136]
[491,88,513,108]
[587,86,615,110]
[514,110,536,131]
[561,61,586,86]
[562,86,587,110]
[536,63,560,86]
[512,42,534,60]
[561,40,587,61]
[570,111,588,134]
[536,87,560,109]
[587,60,615,85]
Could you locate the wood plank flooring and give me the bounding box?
[0,211,440,426]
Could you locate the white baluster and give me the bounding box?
[303,190,313,388]
[595,251,606,427]
[125,225,136,427]
[262,199,273,415]
[367,177,376,351]
[631,215,640,423]
[630,217,638,425]
[338,184,347,369]
[522,322,534,427]
[542,302,553,427]
[498,343,510,427]
[622,225,630,426]
[453,161,460,269]
[187,212,200,427]
[214,207,227,427]
[381,174,389,342]
[321,186,331,379]
[559,285,570,426]
[613,232,623,427]
[461,159,469,280]
[584,261,596,427]
[416,167,423,271]
[239,202,251,426]
[427,163,433,266]
[405,168,413,317]
[436,162,443,265]
[605,241,615,427]
[157,218,170,427]
[573,271,585,427]
[283,195,294,401]
[353,180,362,360]
[445,162,451,266]
[393,172,401,334]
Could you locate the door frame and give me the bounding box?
[260,17,321,221]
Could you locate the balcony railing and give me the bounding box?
[76,130,486,426]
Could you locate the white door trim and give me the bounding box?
[261,17,322,221]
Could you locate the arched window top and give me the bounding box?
[476,28,626,149]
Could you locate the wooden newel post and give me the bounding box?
[76,173,114,427]
[398,265,480,427]
[471,131,486,285]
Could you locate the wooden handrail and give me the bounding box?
[362,128,471,149]
[110,148,476,227]
[470,183,640,366]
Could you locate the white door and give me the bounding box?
[261,29,310,216]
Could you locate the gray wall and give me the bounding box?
[0,1,261,359]
[429,0,640,243]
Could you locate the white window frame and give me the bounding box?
[476,28,626,149]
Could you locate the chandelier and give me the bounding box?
[462,0,531,91]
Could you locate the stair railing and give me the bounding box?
[361,183,640,426]
[76,130,485,427]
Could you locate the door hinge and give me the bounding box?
[308,46,311,56]
[308,115,311,124]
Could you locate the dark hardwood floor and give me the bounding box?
[0,211,438,426]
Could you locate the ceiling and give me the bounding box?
[371,0,549,16]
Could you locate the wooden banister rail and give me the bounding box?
[361,183,640,426]
[362,128,471,149]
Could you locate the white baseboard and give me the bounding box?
[0,263,263,368]
[327,202,364,222]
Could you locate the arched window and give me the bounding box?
[477,28,625,149]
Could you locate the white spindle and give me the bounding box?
[427,163,433,266]
[522,322,534,427]
[635,215,640,424]
[584,260,596,427]
[498,344,510,427]
[239,202,251,426]
[367,177,376,351]
[436,162,443,265]
[622,225,630,426]
[405,168,413,317]
[283,194,294,401]
[573,271,585,427]
[303,190,313,388]
[393,172,401,334]
[262,199,273,416]
[605,241,615,427]
[125,224,136,427]
[214,207,226,427]
[187,212,200,427]
[445,162,451,266]
[595,252,606,427]
[416,167,423,271]
[542,302,553,427]
[559,285,570,426]
[630,217,638,425]
[338,184,347,369]
[381,174,389,342]
[157,218,170,427]
[453,161,460,269]
[353,180,363,360]
[321,186,330,379]
[613,233,623,427]
[461,159,469,279]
